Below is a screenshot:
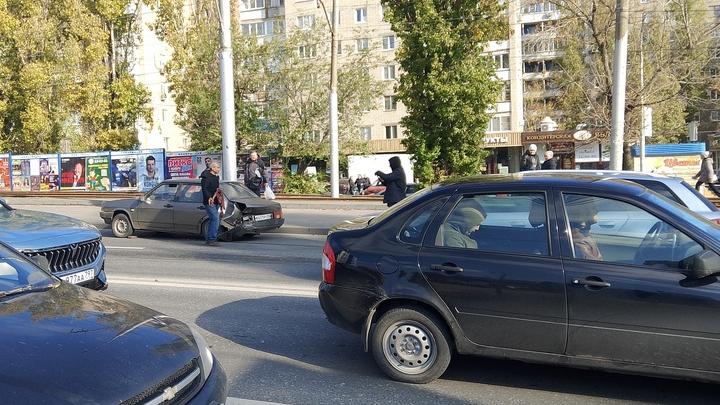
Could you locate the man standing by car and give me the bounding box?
[521,144,541,171]
[375,156,407,207]
[201,162,221,246]
[244,151,266,197]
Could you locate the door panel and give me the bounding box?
[173,184,207,233]
[136,184,177,231]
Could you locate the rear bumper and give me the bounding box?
[318,282,380,335]
[99,210,113,224]
[188,357,228,405]
[230,218,285,234]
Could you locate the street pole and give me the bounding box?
[328,0,340,198]
[219,0,238,181]
[639,18,645,173]
[610,0,629,170]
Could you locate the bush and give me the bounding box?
[282,173,327,194]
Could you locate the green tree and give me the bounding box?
[381,0,508,185]
[554,0,714,146]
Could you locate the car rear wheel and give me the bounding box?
[371,307,452,384]
[201,220,233,242]
[111,213,134,238]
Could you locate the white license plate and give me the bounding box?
[254,214,272,221]
[60,269,95,285]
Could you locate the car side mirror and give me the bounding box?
[689,249,720,279]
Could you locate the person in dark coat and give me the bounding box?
[200,162,221,246]
[541,150,558,170]
[244,151,266,196]
[521,144,541,171]
[693,151,720,197]
[375,156,407,207]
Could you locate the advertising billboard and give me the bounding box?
[166,152,222,180]
[86,155,110,191]
[110,152,138,191]
[60,152,110,191]
[137,149,165,191]
[0,154,9,190]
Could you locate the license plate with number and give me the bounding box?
[60,269,95,285]
[254,214,272,221]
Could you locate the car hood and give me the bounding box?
[329,215,376,233]
[0,283,200,404]
[0,209,101,250]
[101,198,142,210]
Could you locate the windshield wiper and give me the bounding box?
[0,284,54,298]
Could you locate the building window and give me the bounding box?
[383,65,396,80]
[639,0,649,4]
[355,7,367,23]
[714,5,720,17]
[710,67,719,77]
[712,111,720,121]
[270,0,284,6]
[488,115,511,132]
[493,53,510,69]
[297,15,315,30]
[242,0,265,10]
[241,22,266,36]
[382,35,396,50]
[298,45,317,59]
[384,96,397,111]
[385,125,398,139]
[711,90,720,100]
[337,41,343,55]
[498,82,511,102]
[356,38,369,51]
[360,126,372,141]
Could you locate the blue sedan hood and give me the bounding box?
[0,209,101,250]
[0,283,200,404]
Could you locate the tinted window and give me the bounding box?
[177,184,203,203]
[221,182,258,200]
[563,194,703,269]
[434,193,549,256]
[148,184,178,201]
[369,186,433,226]
[398,198,446,245]
[632,180,681,205]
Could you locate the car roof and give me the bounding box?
[437,172,649,197]
[522,169,684,182]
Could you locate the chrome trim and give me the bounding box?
[144,367,201,405]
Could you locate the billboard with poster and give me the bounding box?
[11,156,31,191]
[137,149,165,191]
[60,152,110,191]
[110,151,138,192]
[10,155,52,191]
[60,155,88,190]
[0,154,9,190]
[166,152,222,180]
[86,155,110,191]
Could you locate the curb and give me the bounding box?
[268,226,329,236]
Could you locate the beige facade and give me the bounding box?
[238,0,406,153]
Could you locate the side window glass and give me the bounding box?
[177,185,203,203]
[633,180,682,205]
[399,198,446,245]
[562,194,703,269]
[148,184,176,202]
[434,193,549,256]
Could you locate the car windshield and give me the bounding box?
[368,185,433,226]
[221,182,258,200]
[0,244,56,297]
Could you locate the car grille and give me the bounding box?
[121,358,201,405]
[23,239,101,274]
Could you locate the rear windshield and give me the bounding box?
[221,183,258,200]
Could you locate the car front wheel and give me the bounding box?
[370,307,452,384]
[111,213,134,238]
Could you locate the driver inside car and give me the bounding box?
[441,207,486,249]
[565,195,604,261]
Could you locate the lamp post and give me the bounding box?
[317,0,340,198]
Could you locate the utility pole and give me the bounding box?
[329,0,340,198]
[639,16,652,172]
[610,0,630,170]
[219,0,238,181]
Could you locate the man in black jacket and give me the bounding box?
[541,150,558,170]
[375,156,407,207]
[521,144,541,171]
[244,151,266,196]
[200,162,221,246]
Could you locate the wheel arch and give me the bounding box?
[112,209,134,226]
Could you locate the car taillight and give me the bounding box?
[273,210,283,219]
[322,240,336,284]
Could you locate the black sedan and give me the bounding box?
[0,241,227,403]
[101,179,284,240]
[320,173,720,384]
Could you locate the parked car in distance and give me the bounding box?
[0,241,227,403]
[101,179,284,240]
[320,173,720,384]
[524,170,720,223]
[0,198,107,290]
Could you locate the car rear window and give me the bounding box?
[631,180,682,205]
[679,181,719,211]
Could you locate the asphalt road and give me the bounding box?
[17,205,720,404]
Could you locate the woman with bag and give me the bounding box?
[693,151,720,197]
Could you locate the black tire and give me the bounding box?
[201,220,230,242]
[111,213,134,238]
[370,307,452,384]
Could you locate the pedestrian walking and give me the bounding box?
[244,151,267,197]
[200,162,222,246]
[375,156,407,207]
[693,151,720,197]
[521,144,541,171]
[541,150,558,170]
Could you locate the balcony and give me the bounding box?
[369,138,405,153]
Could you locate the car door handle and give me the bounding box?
[431,264,464,273]
[572,278,611,288]
[163,204,174,208]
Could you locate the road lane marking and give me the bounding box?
[105,246,145,250]
[109,276,317,298]
[227,398,286,405]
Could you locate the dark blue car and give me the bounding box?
[320,173,720,384]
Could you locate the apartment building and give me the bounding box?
[238,0,407,154]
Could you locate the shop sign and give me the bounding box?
[575,142,600,162]
[522,132,575,143]
[483,136,509,145]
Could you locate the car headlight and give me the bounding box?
[190,326,214,381]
